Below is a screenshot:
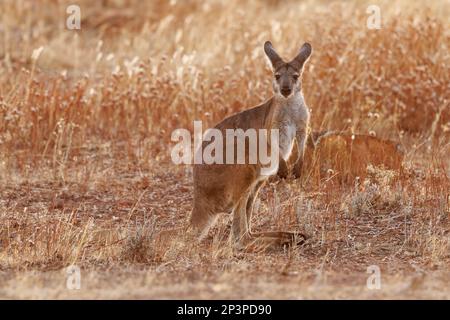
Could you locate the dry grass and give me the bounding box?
[0,0,449,299]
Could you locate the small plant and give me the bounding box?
[342,165,403,216]
[121,216,157,263]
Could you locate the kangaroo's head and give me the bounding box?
[264,41,312,99]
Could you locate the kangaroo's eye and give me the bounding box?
[275,74,281,80]
[293,74,299,81]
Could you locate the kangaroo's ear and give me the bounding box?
[290,42,312,71]
[264,41,284,69]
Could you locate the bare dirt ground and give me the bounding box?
[1,157,449,299]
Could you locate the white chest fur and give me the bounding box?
[276,93,309,161]
[279,123,297,160]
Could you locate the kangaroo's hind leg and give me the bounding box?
[230,190,252,248]
[245,180,265,236]
[189,196,220,240]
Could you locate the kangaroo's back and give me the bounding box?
[214,98,274,131]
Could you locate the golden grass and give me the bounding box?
[0,0,449,299]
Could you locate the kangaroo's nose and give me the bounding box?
[281,87,291,97]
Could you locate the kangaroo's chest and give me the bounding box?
[278,121,297,160]
[274,96,309,161]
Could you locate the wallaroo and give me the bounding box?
[190,41,312,250]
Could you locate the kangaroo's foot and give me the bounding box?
[235,231,307,252]
[277,159,290,180]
